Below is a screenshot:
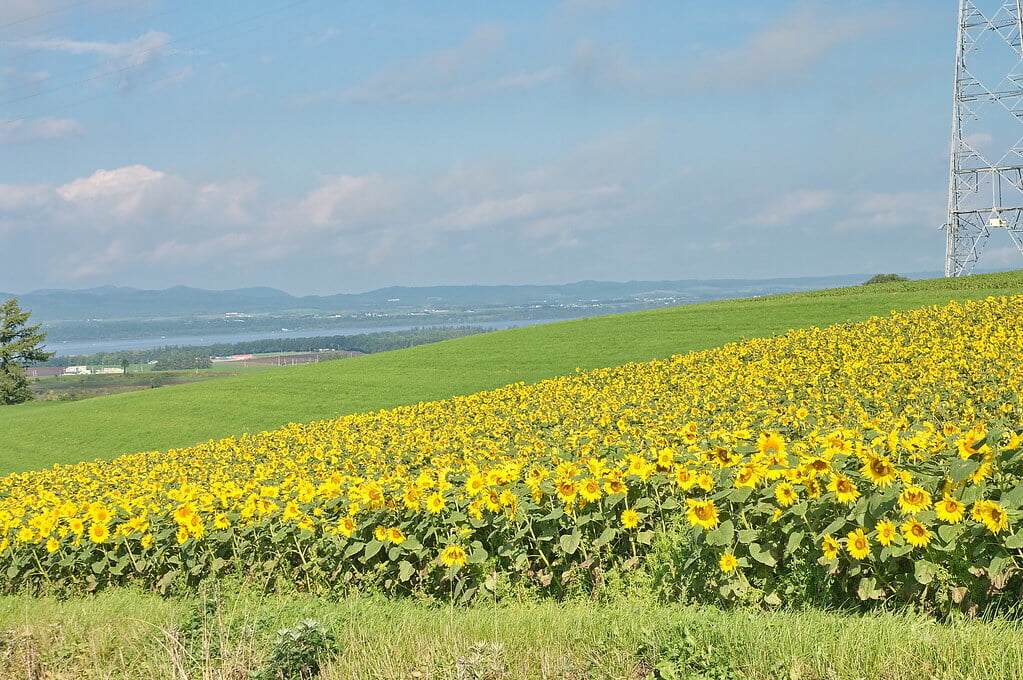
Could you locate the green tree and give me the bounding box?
[1,298,55,405]
[863,273,909,285]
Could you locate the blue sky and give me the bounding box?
[0,0,1011,295]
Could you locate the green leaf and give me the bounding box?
[857,577,884,601]
[705,520,734,547]
[363,539,383,560]
[960,483,985,505]
[937,523,964,545]
[737,529,758,544]
[749,542,777,567]
[593,527,617,548]
[948,458,981,484]
[467,547,489,565]
[999,484,1023,511]
[397,560,415,582]
[727,488,753,503]
[823,517,847,536]
[785,531,804,555]
[989,554,1010,578]
[1003,530,1023,549]
[636,530,655,545]
[401,535,423,551]
[660,497,679,510]
[559,531,581,555]
[914,560,937,585]
[889,543,913,558]
[763,591,782,606]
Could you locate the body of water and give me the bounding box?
[47,317,580,357]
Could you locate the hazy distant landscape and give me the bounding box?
[6,273,895,350]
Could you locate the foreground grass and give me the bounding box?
[1,589,1021,679]
[3,271,1023,475]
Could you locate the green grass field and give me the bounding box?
[3,270,1023,475]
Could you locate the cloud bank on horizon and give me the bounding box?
[0,0,1007,295]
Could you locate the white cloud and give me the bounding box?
[0,116,83,145]
[572,3,882,96]
[736,189,944,235]
[436,185,620,232]
[737,190,837,228]
[2,126,654,285]
[686,4,879,91]
[1,66,48,91]
[58,165,165,204]
[334,24,558,104]
[833,191,944,234]
[9,30,176,92]
[303,26,339,47]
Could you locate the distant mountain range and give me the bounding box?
[2,273,938,322]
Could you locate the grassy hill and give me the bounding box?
[3,271,1022,476]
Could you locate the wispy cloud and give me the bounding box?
[303,26,338,47]
[571,3,883,96]
[686,3,881,91]
[8,30,177,92]
[330,24,560,104]
[0,116,84,145]
[737,190,837,228]
[736,188,943,234]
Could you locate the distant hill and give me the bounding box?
[0,273,931,322]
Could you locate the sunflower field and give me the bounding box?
[2,295,1023,612]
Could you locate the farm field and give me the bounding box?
[3,271,1023,679]
[2,271,1023,475]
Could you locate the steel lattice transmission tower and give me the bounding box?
[946,0,1023,276]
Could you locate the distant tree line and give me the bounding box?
[863,273,909,285]
[41,326,490,369]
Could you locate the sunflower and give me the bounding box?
[425,493,446,514]
[337,516,356,537]
[757,431,786,457]
[846,528,870,560]
[875,519,897,546]
[685,499,719,530]
[719,552,738,573]
[578,478,603,503]
[821,534,840,560]
[774,482,798,508]
[439,544,467,568]
[971,500,1009,533]
[88,522,109,544]
[464,473,487,497]
[900,518,931,548]
[374,525,388,542]
[620,508,640,529]
[935,495,965,523]
[555,480,578,503]
[827,474,859,504]
[897,485,932,515]
[733,464,761,489]
[860,455,898,487]
[387,527,406,544]
[673,467,696,490]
